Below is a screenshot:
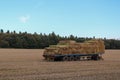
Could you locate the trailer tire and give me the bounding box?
[74,56,79,61]
[87,56,91,60]
[69,56,74,61]
[63,56,69,61]
[92,55,99,60]
[49,57,55,61]
[81,56,85,60]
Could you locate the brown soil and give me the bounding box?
[0,49,120,80]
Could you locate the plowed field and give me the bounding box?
[0,49,120,80]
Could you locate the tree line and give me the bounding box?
[0,29,120,49]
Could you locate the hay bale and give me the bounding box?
[44,39,105,55]
[58,40,76,45]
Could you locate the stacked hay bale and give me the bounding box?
[57,40,76,54]
[58,40,76,45]
[85,39,105,53]
[98,40,105,53]
[44,39,105,55]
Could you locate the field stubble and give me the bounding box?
[0,49,120,80]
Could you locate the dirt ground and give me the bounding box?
[0,49,120,80]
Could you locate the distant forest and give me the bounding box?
[0,29,120,49]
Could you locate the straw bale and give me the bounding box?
[44,39,105,55]
[58,40,76,45]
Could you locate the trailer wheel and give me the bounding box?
[96,56,100,60]
[69,56,74,61]
[63,56,69,61]
[87,56,91,60]
[81,56,85,60]
[48,57,54,61]
[92,55,99,60]
[74,56,80,61]
[46,57,49,61]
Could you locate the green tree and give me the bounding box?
[0,40,9,48]
[0,29,4,33]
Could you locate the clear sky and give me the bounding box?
[0,0,120,39]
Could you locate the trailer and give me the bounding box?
[43,39,105,61]
[43,53,103,61]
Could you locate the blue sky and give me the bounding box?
[0,0,120,39]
